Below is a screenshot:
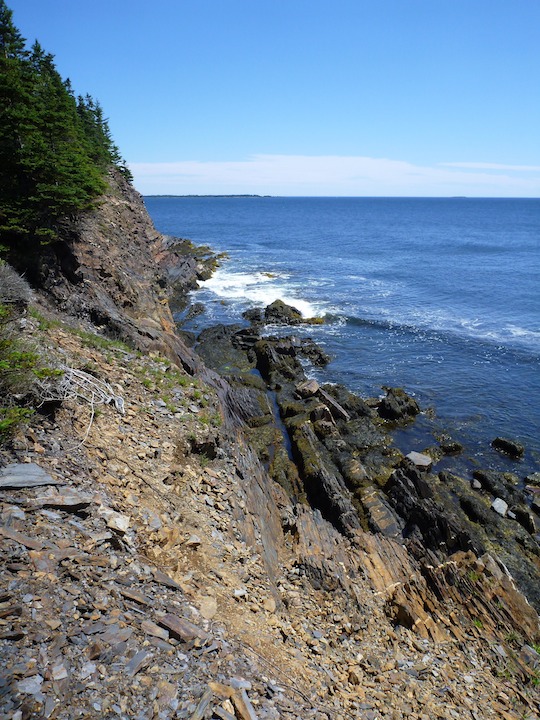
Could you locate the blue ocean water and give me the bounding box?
[144,196,540,476]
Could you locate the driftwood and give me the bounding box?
[37,366,125,446]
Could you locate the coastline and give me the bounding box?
[144,194,540,480]
[2,181,540,718]
[170,247,540,613]
[178,254,539,478]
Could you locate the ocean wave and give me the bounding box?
[506,324,540,342]
[341,311,540,355]
[199,268,326,319]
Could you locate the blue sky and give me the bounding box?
[10,0,540,196]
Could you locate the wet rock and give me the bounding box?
[474,469,524,506]
[525,472,540,486]
[513,507,538,535]
[491,437,525,459]
[184,302,206,321]
[439,438,463,456]
[242,308,263,325]
[289,421,361,535]
[459,495,497,530]
[264,299,303,325]
[377,388,420,423]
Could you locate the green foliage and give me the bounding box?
[0,266,63,442]
[0,406,33,439]
[0,300,35,440]
[0,1,131,263]
[71,327,131,352]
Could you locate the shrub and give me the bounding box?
[0,262,32,306]
[0,264,51,440]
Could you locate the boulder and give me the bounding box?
[491,436,525,459]
[439,438,463,455]
[377,387,420,422]
[242,307,263,325]
[472,469,524,505]
[264,299,303,325]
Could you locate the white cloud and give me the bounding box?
[441,162,540,172]
[129,155,540,196]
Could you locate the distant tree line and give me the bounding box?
[0,0,132,264]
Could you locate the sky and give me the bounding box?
[9,0,540,196]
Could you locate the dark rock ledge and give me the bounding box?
[191,299,540,615]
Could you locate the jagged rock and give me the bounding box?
[513,506,538,535]
[2,154,539,720]
[377,387,420,422]
[526,472,540,486]
[317,387,350,421]
[459,494,498,530]
[296,379,320,398]
[520,645,540,670]
[385,464,484,558]
[491,436,525,459]
[472,469,524,505]
[184,302,206,321]
[289,421,361,536]
[361,486,403,538]
[158,614,209,642]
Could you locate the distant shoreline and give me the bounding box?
[144,194,271,198]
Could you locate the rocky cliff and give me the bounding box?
[1,173,539,720]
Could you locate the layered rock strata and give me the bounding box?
[2,175,539,718]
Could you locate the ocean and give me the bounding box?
[144,196,540,477]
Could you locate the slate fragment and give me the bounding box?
[0,463,63,489]
[158,613,209,642]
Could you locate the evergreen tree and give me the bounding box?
[0,1,34,244]
[23,41,105,240]
[0,0,132,264]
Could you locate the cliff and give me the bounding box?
[1,173,539,720]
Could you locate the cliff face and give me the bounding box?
[39,170,204,373]
[1,175,540,719]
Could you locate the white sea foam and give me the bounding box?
[506,324,540,341]
[200,268,323,318]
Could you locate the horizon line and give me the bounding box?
[143,194,539,199]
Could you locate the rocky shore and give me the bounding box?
[1,171,539,719]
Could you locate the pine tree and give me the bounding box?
[0,0,34,244]
[0,0,132,264]
[23,42,105,240]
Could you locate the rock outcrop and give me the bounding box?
[2,177,539,719]
[37,169,204,373]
